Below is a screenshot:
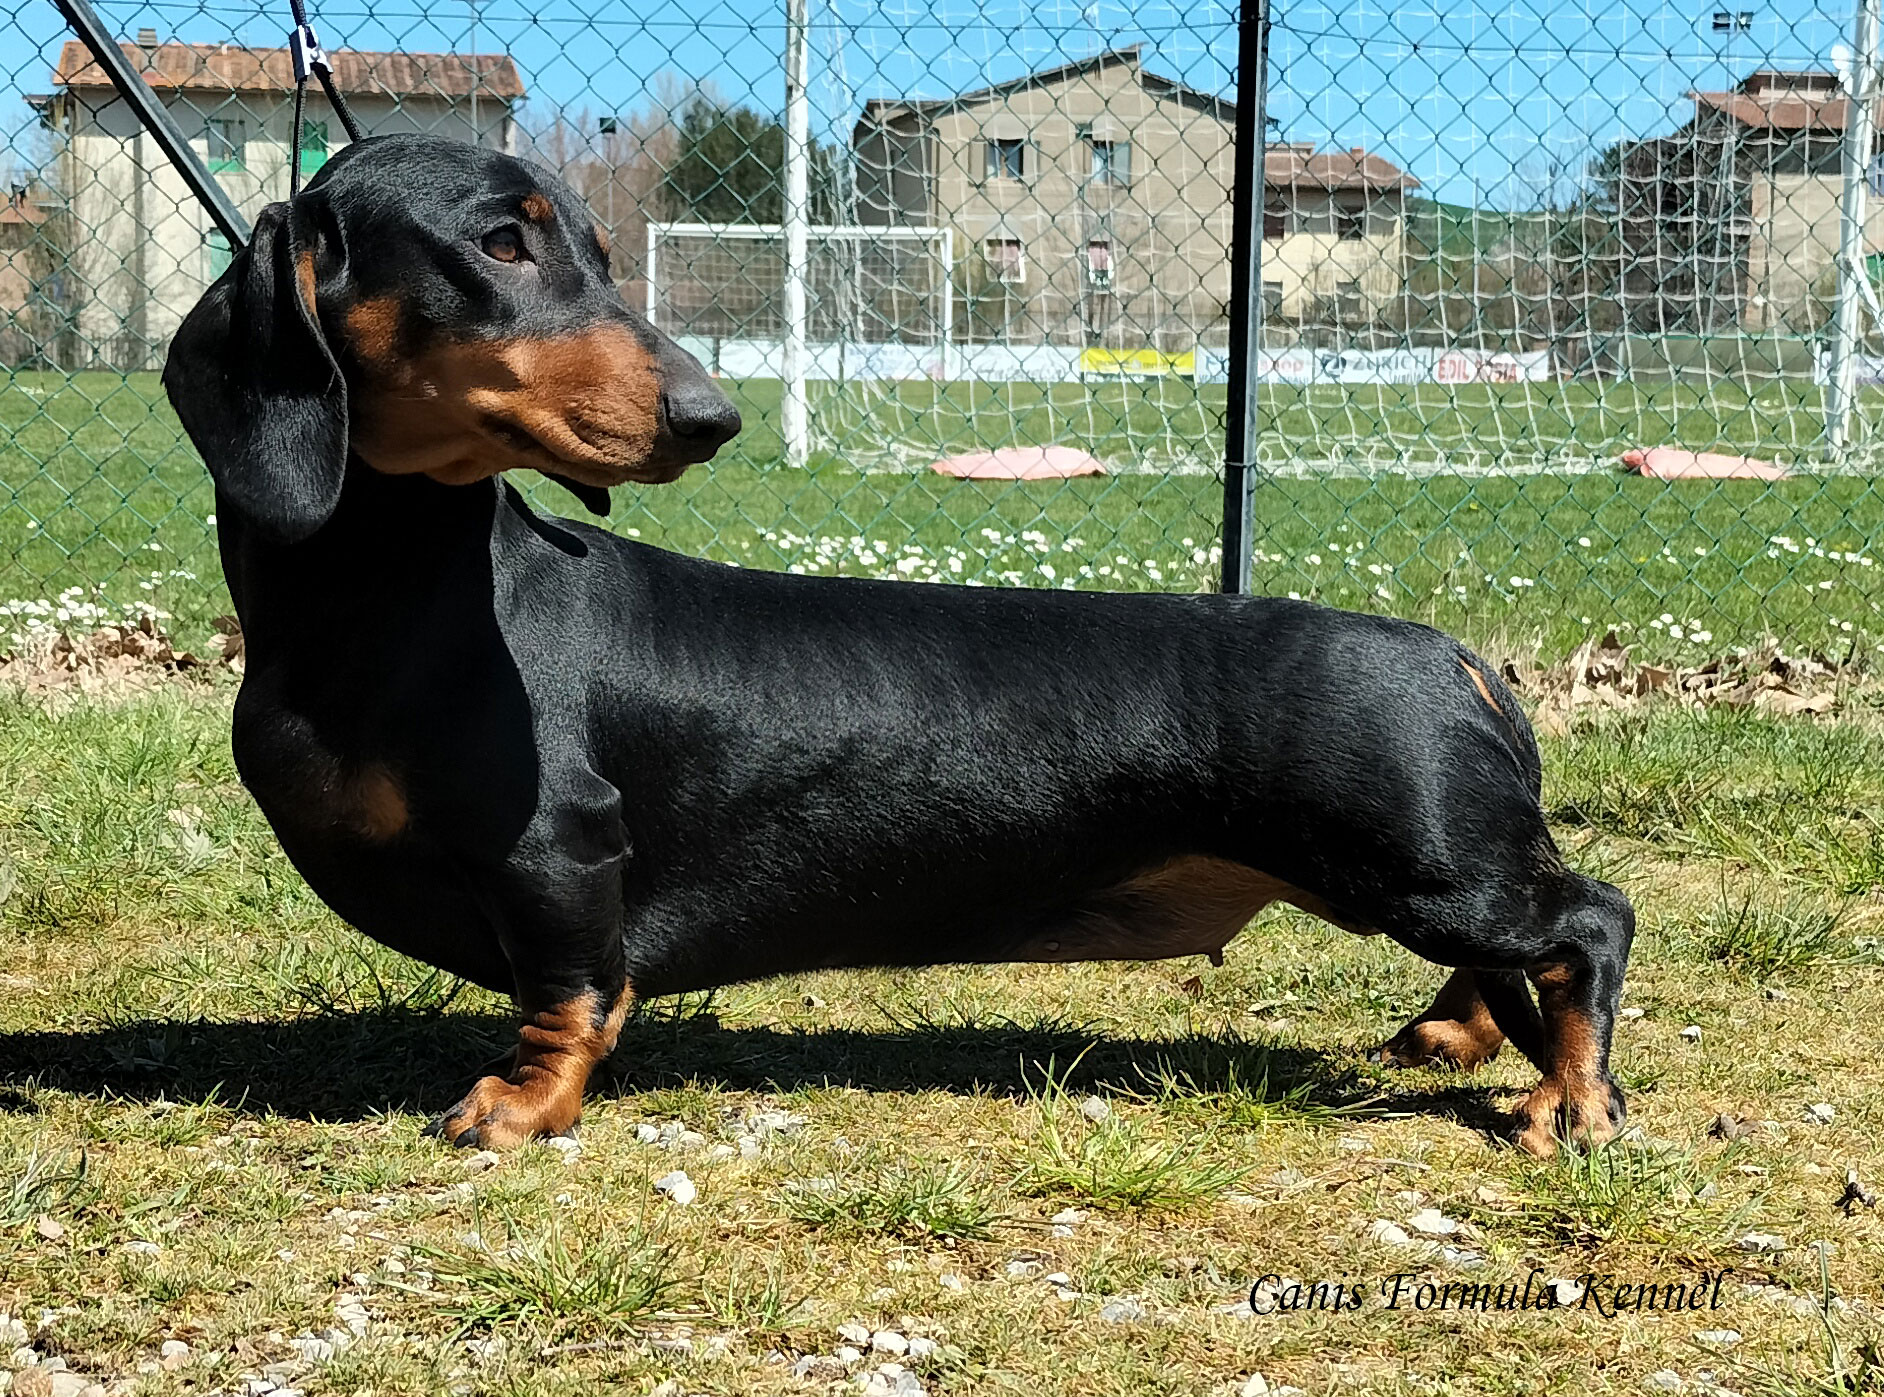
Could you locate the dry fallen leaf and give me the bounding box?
[1504,633,1839,726]
[0,614,240,696]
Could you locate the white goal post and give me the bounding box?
[645,221,956,465]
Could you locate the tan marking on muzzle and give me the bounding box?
[350,326,666,486]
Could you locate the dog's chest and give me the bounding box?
[229,648,545,866]
[230,684,412,845]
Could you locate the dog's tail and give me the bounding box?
[1453,648,1542,800]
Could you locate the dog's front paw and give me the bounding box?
[1372,1018,1503,1072]
[427,1073,582,1150]
[1511,1075,1625,1157]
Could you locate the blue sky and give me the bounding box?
[0,0,1859,207]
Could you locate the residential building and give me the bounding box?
[1613,68,1881,334]
[853,47,1416,348]
[1259,143,1419,328]
[32,32,524,368]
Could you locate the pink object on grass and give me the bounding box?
[1620,447,1790,481]
[929,446,1109,479]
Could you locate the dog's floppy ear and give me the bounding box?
[163,199,347,544]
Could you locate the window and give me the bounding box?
[1089,138,1131,186]
[985,237,1025,284]
[298,120,329,177]
[1262,279,1283,317]
[986,138,1026,180]
[1335,278,1364,321]
[1336,207,1365,240]
[206,229,233,280]
[1869,154,1884,198]
[1084,239,1113,287]
[1263,204,1288,240]
[206,117,246,173]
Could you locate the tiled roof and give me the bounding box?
[54,40,524,100]
[1264,142,1419,192]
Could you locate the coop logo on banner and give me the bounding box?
[1254,348,1549,385]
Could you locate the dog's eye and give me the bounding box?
[481,228,527,264]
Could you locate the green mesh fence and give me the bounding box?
[3,0,1884,664]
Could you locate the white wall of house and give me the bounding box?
[1261,195,1407,322]
[54,89,514,366]
[1745,171,1884,332]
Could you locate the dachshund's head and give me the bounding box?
[163,134,740,543]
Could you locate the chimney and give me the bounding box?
[1350,146,1365,158]
[137,27,158,49]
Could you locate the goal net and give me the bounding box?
[644,221,1225,474]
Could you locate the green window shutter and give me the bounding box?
[298,120,329,176]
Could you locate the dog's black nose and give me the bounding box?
[662,380,742,458]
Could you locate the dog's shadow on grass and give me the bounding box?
[0,1006,1517,1138]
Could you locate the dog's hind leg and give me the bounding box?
[1366,864,1633,1156]
[1510,873,1635,1156]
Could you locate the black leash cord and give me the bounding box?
[285,0,363,200]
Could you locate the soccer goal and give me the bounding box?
[645,221,1226,475]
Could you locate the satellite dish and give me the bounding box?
[1834,41,1855,91]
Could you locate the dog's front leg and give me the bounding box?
[1373,967,1545,1072]
[430,985,631,1148]
[429,788,632,1149]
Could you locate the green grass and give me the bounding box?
[1015,1059,1253,1212]
[4,687,1884,1393]
[780,1156,1004,1239]
[1497,1142,1753,1250]
[11,372,1884,661]
[1685,886,1852,980]
[409,1211,680,1340]
[1545,708,1884,895]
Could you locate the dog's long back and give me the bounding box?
[551,526,1547,994]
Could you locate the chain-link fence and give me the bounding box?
[4,0,1884,664]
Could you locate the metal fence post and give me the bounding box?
[1827,0,1881,457]
[781,0,810,470]
[1220,0,1268,595]
[50,0,250,246]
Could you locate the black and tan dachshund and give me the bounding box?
[163,134,1634,1155]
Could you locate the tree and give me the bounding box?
[520,84,686,307]
[1586,124,1751,337]
[656,93,843,224]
